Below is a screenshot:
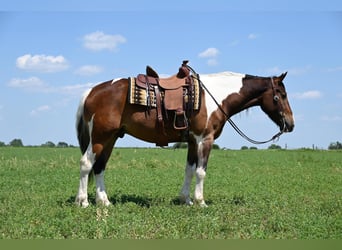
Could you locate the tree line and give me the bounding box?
[0,139,74,148]
[1,139,341,150]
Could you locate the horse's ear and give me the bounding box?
[279,71,287,81]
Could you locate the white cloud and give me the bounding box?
[198,47,219,66]
[58,82,94,96]
[228,40,239,46]
[75,65,103,76]
[321,115,342,122]
[8,76,93,96]
[248,33,258,40]
[289,65,312,76]
[16,54,69,73]
[265,65,311,76]
[83,31,126,51]
[292,90,322,100]
[326,66,342,72]
[8,77,47,89]
[265,66,283,75]
[30,105,51,116]
[198,47,219,58]
[207,58,218,66]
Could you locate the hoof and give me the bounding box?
[196,200,208,208]
[75,197,89,208]
[179,195,193,206]
[96,197,111,207]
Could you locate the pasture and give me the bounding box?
[0,147,341,239]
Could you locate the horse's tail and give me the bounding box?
[76,89,92,154]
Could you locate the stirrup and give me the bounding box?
[173,111,188,130]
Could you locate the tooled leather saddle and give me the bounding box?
[128,60,201,146]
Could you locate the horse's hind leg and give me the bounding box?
[75,124,118,207]
[76,142,96,207]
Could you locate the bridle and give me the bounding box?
[187,65,286,145]
[270,77,287,130]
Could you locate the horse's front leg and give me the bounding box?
[180,138,198,205]
[194,138,212,207]
[180,162,196,205]
[180,136,212,207]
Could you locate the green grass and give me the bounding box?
[0,147,341,239]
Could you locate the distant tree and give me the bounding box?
[0,141,6,147]
[328,141,342,150]
[172,142,188,149]
[268,144,282,150]
[249,146,258,150]
[9,139,23,147]
[241,146,249,150]
[57,142,69,148]
[42,141,55,147]
[172,142,220,149]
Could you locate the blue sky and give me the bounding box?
[1,1,341,149]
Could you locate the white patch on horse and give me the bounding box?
[95,171,111,206]
[180,162,196,205]
[200,72,245,122]
[111,77,123,85]
[194,166,207,207]
[193,137,208,207]
[75,88,92,131]
[75,115,96,208]
[179,133,208,207]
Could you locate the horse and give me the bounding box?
[75,64,294,208]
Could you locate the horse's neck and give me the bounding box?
[202,72,266,118]
[222,93,258,117]
[201,72,246,118]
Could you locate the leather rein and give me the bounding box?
[187,65,285,145]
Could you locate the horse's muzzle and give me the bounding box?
[284,115,294,132]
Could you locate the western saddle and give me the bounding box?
[129,60,201,146]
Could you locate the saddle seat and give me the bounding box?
[145,61,190,90]
[137,60,190,90]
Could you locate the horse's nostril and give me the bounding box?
[285,120,294,132]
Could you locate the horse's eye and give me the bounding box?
[274,95,280,102]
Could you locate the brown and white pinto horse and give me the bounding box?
[75,69,294,207]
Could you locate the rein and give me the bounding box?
[186,65,284,145]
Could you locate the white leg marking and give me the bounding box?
[95,171,111,206]
[75,142,96,207]
[194,166,207,207]
[75,116,95,208]
[180,163,196,205]
[194,139,209,207]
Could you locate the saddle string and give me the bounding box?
[186,65,284,145]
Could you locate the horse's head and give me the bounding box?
[260,72,294,133]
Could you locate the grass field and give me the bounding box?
[0,147,341,239]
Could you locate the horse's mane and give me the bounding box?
[244,74,268,80]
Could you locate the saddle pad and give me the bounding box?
[128,76,201,110]
[192,76,201,110]
[128,77,157,107]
